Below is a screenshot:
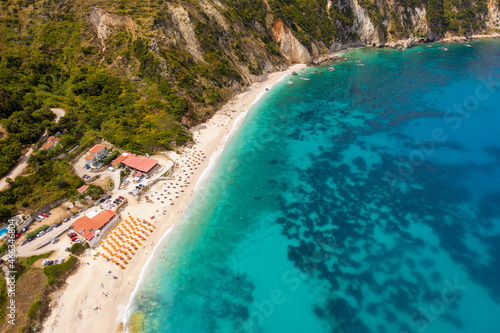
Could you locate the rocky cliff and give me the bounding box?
[0,0,499,153]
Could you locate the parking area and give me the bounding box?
[6,151,172,261]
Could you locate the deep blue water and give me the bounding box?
[128,40,500,333]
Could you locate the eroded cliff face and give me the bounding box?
[82,0,500,100]
[272,19,312,64]
[488,0,500,29]
[351,0,381,46]
[89,7,137,49]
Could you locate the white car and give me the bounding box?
[42,259,49,266]
[38,215,44,220]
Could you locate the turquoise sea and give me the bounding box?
[128,40,500,333]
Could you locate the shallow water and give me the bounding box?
[129,40,500,333]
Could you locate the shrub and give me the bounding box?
[19,252,52,269]
[27,297,42,319]
[70,243,84,255]
[43,256,76,285]
[25,225,49,239]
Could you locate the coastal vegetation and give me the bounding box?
[43,256,77,285]
[0,252,78,329]
[0,0,498,222]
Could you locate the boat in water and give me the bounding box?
[328,67,335,71]
[287,81,294,85]
[301,78,311,81]
[440,47,449,51]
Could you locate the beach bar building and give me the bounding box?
[121,155,159,175]
[71,210,117,246]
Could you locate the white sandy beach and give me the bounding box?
[41,63,306,333]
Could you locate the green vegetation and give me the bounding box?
[43,255,77,285]
[25,225,50,239]
[70,243,84,255]
[103,151,119,166]
[0,160,84,221]
[86,184,104,200]
[27,296,42,320]
[0,0,493,224]
[0,274,6,322]
[19,252,52,269]
[269,0,354,47]
[120,167,131,182]
[0,242,7,256]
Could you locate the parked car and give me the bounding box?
[14,233,20,240]
[35,217,41,222]
[41,213,49,218]
[42,259,50,266]
[51,238,59,244]
[54,222,62,227]
[65,247,71,252]
[57,258,65,264]
[37,231,45,237]
[46,226,53,232]
[82,174,87,179]
[20,240,28,246]
[67,232,76,238]
[63,217,69,222]
[27,236,35,242]
[46,260,54,266]
[38,215,44,220]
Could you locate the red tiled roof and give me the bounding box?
[46,136,55,141]
[135,172,142,178]
[92,210,115,226]
[41,141,55,150]
[89,145,105,153]
[111,155,127,166]
[71,211,116,241]
[77,185,89,193]
[52,137,60,141]
[122,156,158,173]
[84,154,95,160]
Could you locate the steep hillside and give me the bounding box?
[0,0,499,219]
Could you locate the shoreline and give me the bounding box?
[41,63,306,333]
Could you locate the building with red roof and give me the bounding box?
[122,155,158,174]
[72,211,116,241]
[41,141,55,150]
[111,155,128,168]
[85,154,98,167]
[85,144,106,167]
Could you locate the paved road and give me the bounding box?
[0,148,33,190]
[0,108,66,191]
